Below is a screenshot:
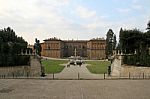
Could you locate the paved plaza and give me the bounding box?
[0,79,150,99]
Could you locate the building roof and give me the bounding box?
[43,37,61,41]
[89,38,105,41]
[63,40,88,43]
[43,37,105,42]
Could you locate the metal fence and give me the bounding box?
[0,70,150,80]
[46,73,150,80]
[1,73,149,80]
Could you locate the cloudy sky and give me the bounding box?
[0,0,149,44]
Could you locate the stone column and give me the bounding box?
[21,49,24,55]
[25,50,28,55]
[134,50,137,54]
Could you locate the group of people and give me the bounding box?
[66,61,83,68]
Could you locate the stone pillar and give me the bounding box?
[21,49,24,55]
[114,50,116,55]
[134,50,136,54]
[29,49,31,55]
[117,50,119,55]
[25,50,28,55]
[121,50,123,55]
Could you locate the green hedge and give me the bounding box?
[0,55,30,67]
[123,55,150,66]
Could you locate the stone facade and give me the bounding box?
[87,39,106,59]
[41,37,106,59]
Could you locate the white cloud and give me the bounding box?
[0,0,149,44]
[75,6,111,31]
[116,0,143,14]
[76,6,97,19]
[84,23,98,30]
[117,4,142,14]
[0,0,72,44]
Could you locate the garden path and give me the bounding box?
[46,64,104,79]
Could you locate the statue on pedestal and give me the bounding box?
[34,38,45,77]
[34,38,42,56]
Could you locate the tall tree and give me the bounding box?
[0,27,28,66]
[119,28,143,54]
[118,21,150,66]
[106,29,116,58]
[113,34,117,49]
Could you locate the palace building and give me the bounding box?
[41,37,106,59]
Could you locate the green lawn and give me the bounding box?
[41,59,68,74]
[86,61,111,74]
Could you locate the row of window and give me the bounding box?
[65,45,86,49]
[44,43,105,49]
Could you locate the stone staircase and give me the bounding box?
[111,55,122,77]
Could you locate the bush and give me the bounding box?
[123,55,150,67]
[0,55,30,67]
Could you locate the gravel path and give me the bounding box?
[46,64,104,79]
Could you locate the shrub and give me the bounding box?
[123,55,150,67]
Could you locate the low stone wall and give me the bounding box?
[0,55,41,77]
[0,66,30,77]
